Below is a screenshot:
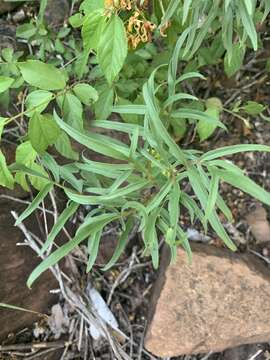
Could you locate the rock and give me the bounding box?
[0,20,16,50]
[145,244,270,357]
[44,0,69,27]
[0,1,21,14]
[246,205,270,244]
[0,199,57,340]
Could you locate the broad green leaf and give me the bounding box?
[224,44,245,77]
[197,98,223,141]
[29,113,61,154]
[15,183,53,226]
[0,150,14,189]
[69,13,84,28]
[58,93,84,131]
[29,163,51,191]
[200,144,270,162]
[80,0,104,13]
[82,9,105,51]
[242,101,265,115]
[27,213,118,288]
[78,10,105,77]
[16,23,36,39]
[25,90,53,117]
[97,15,128,84]
[73,83,98,105]
[0,76,14,94]
[0,117,6,139]
[170,117,187,141]
[54,132,79,161]
[18,60,66,90]
[14,141,49,191]
[40,202,79,254]
[103,217,134,271]
[94,86,114,119]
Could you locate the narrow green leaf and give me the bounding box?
[163,93,198,109]
[200,144,270,162]
[204,172,219,222]
[143,209,160,269]
[182,0,192,24]
[27,213,119,288]
[65,179,149,205]
[238,1,257,50]
[87,230,102,272]
[54,111,129,160]
[146,180,172,214]
[15,183,53,226]
[40,202,79,254]
[213,168,270,207]
[171,108,226,130]
[103,217,134,271]
[161,0,181,26]
[0,302,45,316]
[187,166,236,250]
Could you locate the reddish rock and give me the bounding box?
[145,244,270,357]
[246,205,270,244]
[0,199,57,340]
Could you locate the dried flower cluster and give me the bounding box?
[127,11,156,49]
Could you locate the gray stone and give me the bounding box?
[0,1,20,15]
